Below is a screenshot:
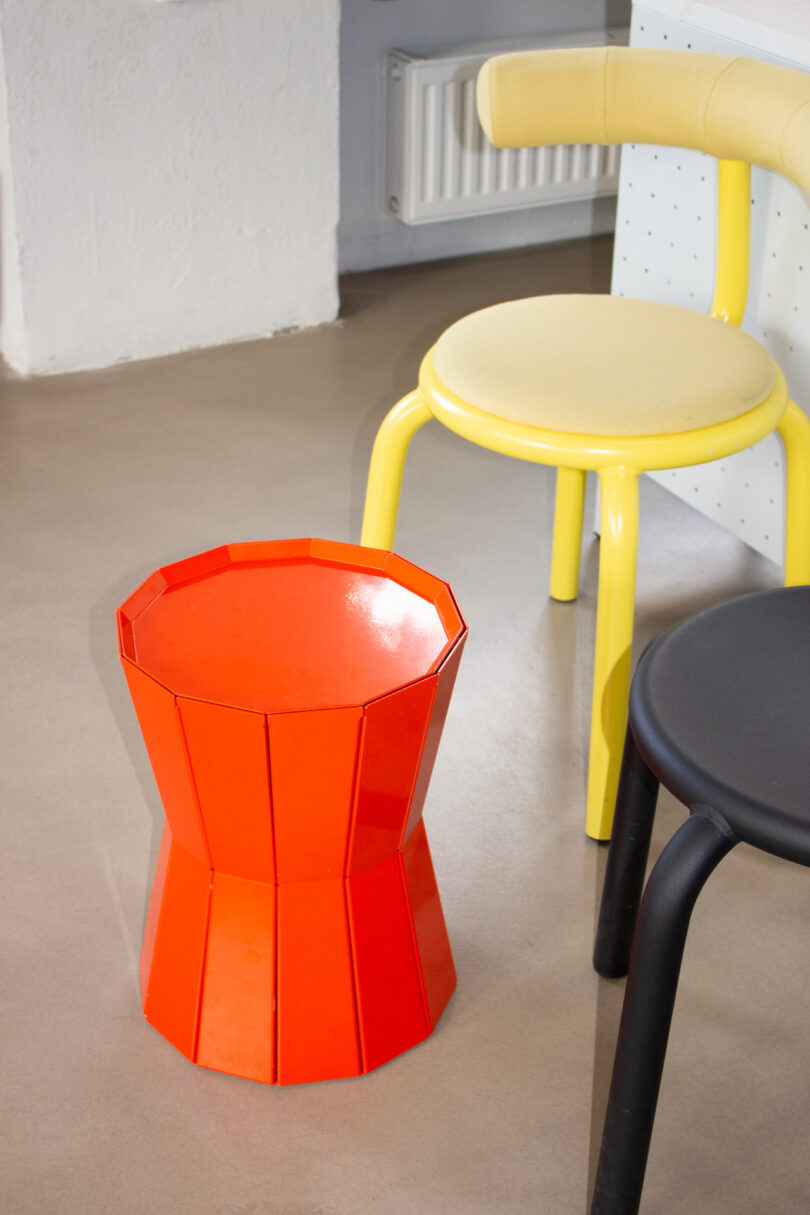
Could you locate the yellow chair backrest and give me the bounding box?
[477,48,810,193]
[479,48,810,328]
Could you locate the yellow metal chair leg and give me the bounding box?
[778,400,810,586]
[360,391,433,550]
[586,467,640,841]
[549,467,587,601]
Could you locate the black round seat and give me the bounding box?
[590,586,810,1215]
[630,585,810,865]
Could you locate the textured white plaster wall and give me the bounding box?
[0,21,26,372]
[0,0,340,376]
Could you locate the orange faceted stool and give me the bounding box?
[117,539,466,1085]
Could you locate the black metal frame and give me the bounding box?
[589,586,810,1215]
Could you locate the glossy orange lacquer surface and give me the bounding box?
[118,539,466,1085]
[120,539,460,713]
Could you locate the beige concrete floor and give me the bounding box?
[2,237,807,1215]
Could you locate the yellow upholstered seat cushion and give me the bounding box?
[428,295,776,437]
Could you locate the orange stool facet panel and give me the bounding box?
[118,539,466,1085]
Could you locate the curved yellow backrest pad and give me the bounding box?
[477,48,810,193]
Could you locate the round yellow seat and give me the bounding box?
[430,294,776,437]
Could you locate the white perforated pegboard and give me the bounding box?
[610,4,810,566]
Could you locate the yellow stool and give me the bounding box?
[360,48,810,839]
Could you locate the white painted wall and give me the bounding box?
[339,0,631,272]
[0,0,340,376]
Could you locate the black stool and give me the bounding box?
[590,586,810,1215]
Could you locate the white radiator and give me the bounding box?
[384,29,627,226]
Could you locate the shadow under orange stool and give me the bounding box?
[117,538,466,1085]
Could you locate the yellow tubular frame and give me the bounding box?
[359,154,810,840]
[550,468,587,601]
[711,161,750,325]
[779,399,810,585]
[360,391,432,550]
[588,467,639,839]
[416,350,788,472]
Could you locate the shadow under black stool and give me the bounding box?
[590,585,810,1215]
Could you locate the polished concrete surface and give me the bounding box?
[2,236,807,1214]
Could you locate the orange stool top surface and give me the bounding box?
[117,539,465,714]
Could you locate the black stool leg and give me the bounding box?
[590,808,737,1215]
[594,725,660,978]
